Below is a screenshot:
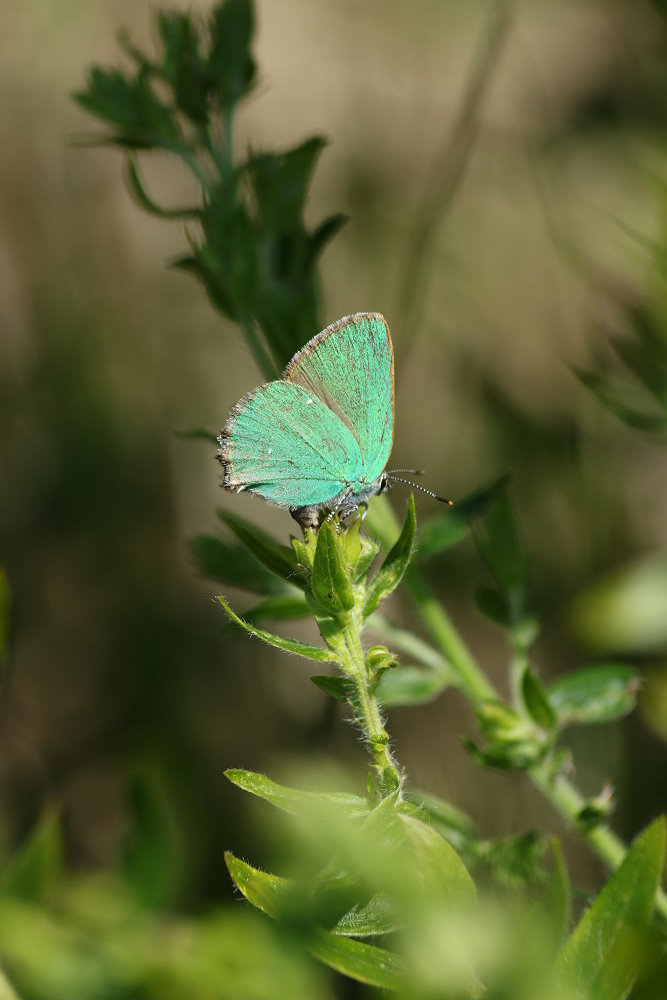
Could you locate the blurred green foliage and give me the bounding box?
[1,0,667,996]
[75,0,344,379]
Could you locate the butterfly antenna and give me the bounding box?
[386,475,454,506]
[386,468,425,475]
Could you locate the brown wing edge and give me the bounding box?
[217,385,271,494]
[284,311,395,455]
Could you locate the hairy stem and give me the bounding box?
[337,602,402,800]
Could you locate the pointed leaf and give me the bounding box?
[521,666,558,734]
[310,674,353,701]
[330,892,405,937]
[120,765,182,909]
[208,0,256,110]
[376,666,448,707]
[403,790,477,846]
[220,511,306,588]
[556,818,666,1000]
[217,596,335,662]
[225,852,404,938]
[475,585,512,626]
[225,852,286,918]
[416,510,469,560]
[224,769,369,819]
[242,593,310,623]
[548,665,641,727]
[398,813,476,903]
[308,929,405,990]
[126,157,199,218]
[472,488,525,605]
[364,495,416,617]
[0,810,62,902]
[310,213,348,259]
[311,520,354,616]
[541,838,571,946]
[191,535,284,593]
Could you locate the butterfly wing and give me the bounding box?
[219,380,363,508]
[285,313,394,483]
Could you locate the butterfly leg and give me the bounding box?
[338,500,368,527]
[325,487,355,533]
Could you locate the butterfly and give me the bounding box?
[218,312,450,530]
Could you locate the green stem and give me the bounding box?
[405,568,496,702]
[338,603,401,800]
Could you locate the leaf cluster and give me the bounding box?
[74,0,345,378]
[575,202,667,434]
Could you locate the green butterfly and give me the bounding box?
[218,313,446,529]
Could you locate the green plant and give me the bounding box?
[1,1,661,997]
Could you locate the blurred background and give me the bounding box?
[1,0,667,984]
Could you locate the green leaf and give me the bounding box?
[376,666,448,707]
[225,851,287,918]
[224,769,370,819]
[0,569,9,664]
[330,892,405,937]
[403,790,477,848]
[74,66,182,148]
[307,929,405,990]
[191,534,285,593]
[248,137,327,231]
[471,487,525,617]
[158,10,209,124]
[126,157,200,219]
[220,511,306,588]
[120,764,183,909]
[475,585,511,626]
[416,509,469,560]
[217,596,336,662]
[310,674,353,701]
[208,0,256,110]
[575,366,667,432]
[242,593,311,623]
[570,557,667,654]
[225,853,404,939]
[311,520,354,617]
[310,213,348,259]
[540,838,571,946]
[556,817,666,1000]
[453,474,510,520]
[521,666,558,733]
[0,810,62,902]
[364,495,416,617]
[548,665,641,727]
[397,813,477,903]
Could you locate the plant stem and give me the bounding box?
[405,568,496,702]
[408,567,667,922]
[369,498,667,920]
[338,601,402,800]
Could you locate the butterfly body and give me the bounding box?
[218,313,394,529]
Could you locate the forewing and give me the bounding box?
[220,380,363,508]
[285,313,394,482]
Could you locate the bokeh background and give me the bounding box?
[1,0,667,977]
